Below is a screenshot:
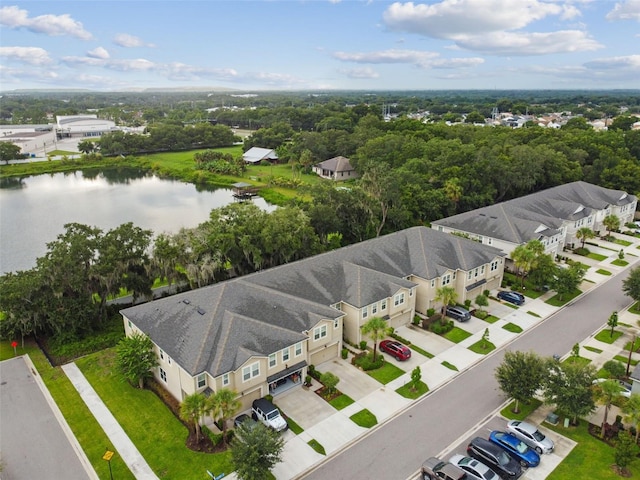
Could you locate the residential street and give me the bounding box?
[301,264,637,480]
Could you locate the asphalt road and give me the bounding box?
[301,265,636,480]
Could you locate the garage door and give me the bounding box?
[310,342,339,366]
[239,387,263,411]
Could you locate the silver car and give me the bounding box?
[449,454,499,480]
[506,420,554,454]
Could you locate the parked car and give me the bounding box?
[449,454,499,480]
[466,437,522,479]
[497,291,525,306]
[379,339,412,361]
[421,456,467,480]
[251,398,288,432]
[506,420,554,454]
[489,430,540,468]
[234,413,258,430]
[447,306,471,322]
[592,378,632,398]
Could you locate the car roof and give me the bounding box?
[253,398,277,411]
[509,420,537,433]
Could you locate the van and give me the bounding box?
[251,398,288,432]
[446,306,471,322]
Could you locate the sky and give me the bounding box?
[0,0,639,92]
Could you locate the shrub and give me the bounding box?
[427,308,435,317]
[412,315,421,326]
[353,352,384,371]
[359,340,367,350]
[390,332,411,345]
[483,289,491,297]
[464,299,472,309]
[573,247,590,256]
[603,360,626,379]
[265,394,273,402]
[304,375,312,386]
[341,348,348,359]
[430,320,454,334]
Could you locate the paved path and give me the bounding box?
[62,363,159,480]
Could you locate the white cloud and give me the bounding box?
[0,46,52,65]
[0,6,92,40]
[113,33,155,48]
[106,58,157,72]
[584,54,640,70]
[338,67,380,79]
[458,30,602,55]
[606,0,640,21]
[87,47,110,59]
[332,48,483,69]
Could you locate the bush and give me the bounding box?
[603,360,626,379]
[483,289,491,297]
[573,247,590,256]
[430,320,454,335]
[304,375,312,386]
[341,348,348,359]
[359,340,367,350]
[390,332,411,345]
[353,352,384,371]
[464,299,472,309]
[427,308,435,317]
[412,315,421,325]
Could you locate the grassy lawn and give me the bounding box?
[285,415,304,435]
[612,259,629,266]
[366,361,405,385]
[614,355,639,366]
[587,252,608,261]
[630,302,640,315]
[501,273,544,298]
[584,346,603,354]
[443,326,472,343]
[442,361,459,371]
[329,394,355,410]
[594,329,624,344]
[350,409,377,428]
[0,340,135,480]
[307,439,326,455]
[396,381,429,399]
[468,340,496,354]
[612,238,633,247]
[527,311,541,318]
[596,268,612,275]
[500,398,543,421]
[545,289,582,307]
[481,314,500,324]
[562,356,592,367]
[502,322,523,333]
[546,421,640,480]
[623,337,640,352]
[410,344,434,358]
[76,349,233,479]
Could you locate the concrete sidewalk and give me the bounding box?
[62,363,159,480]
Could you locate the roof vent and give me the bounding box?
[182,299,190,304]
[197,307,205,315]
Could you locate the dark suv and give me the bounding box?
[446,306,471,322]
[466,437,522,479]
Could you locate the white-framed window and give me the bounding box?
[314,325,327,341]
[474,268,479,277]
[222,373,230,386]
[159,367,167,383]
[381,299,387,310]
[128,320,132,328]
[394,292,405,307]
[480,265,485,274]
[268,353,277,368]
[333,319,339,329]
[168,356,172,365]
[362,307,368,319]
[372,303,378,315]
[159,349,165,361]
[468,271,473,280]
[490,260,499,272]
[196,373,206,389]
[478,236,483,243]
[242,362,260,382]
[442,274,451,285]
[438,226,443,231]
[282,347,290,362]
[295,342,303,357]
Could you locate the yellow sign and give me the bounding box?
[103,450,114,461]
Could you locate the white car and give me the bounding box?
[506,420,554,454]
[449,454,499,480]
[592,378,632,398]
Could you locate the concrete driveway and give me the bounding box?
[315,358,380,401]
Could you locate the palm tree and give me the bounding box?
[360,316,392,362]
[511,244,535,289]
[443,178,463,214]
[180,393,207,442]
[603,214,620,239]
[593,380,623,437]
[576,227,594,249]
[623,393,640,442]
[435,286,458,325]
[207,388,242,445]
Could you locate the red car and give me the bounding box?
[379,340,412,361]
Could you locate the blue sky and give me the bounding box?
[1,0,639,91]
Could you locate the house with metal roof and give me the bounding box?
[242,147,278,164]
[121,226,504,408]
[432,181,637,258]
[312,156,359,181]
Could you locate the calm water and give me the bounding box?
[0,168,274,274]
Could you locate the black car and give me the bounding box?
[466,437,522,479]
[446,306,471,322]
[497,291,525,306]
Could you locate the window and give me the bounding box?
[333,319,339,329]
[159,367,167,383]
[159,349,165,361]
[431,279,436,288]
[381,299,387,310]
[252,363,259,377]
[362,307,368,319]
[167,356,172,365]
[490,260,499,272]
[372,303,378,315]
[196,373,206,389]
[438,226,443,232]
[452,272,456,280]
[295,342,303,357]
[222,373,230,386]
[242,362,260,382]
[442,274,451,285]
[474,268,479,277]
[268,353,276,368]
[128,320,132,328]
[282,347,290,362]
[394,292,405,307]
[488,238,493,245]
[468,271,473,280]
[314,325,327,341]
[480,265,485,274]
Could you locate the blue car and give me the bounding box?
[489,430,540,468]
[497,290,525,306]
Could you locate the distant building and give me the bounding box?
[55,115,116,139]
[312,156,359,181]
[242,147,278,164]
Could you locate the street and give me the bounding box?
[301,266,635,480]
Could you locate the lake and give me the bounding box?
[0,168,274,274]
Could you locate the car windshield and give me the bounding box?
[497,451,511,465]
[532,430,545,441]
[514,440,528,454]
[266,411,279,420]
[485,469,497,480]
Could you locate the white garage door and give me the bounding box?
[310,342,339,366]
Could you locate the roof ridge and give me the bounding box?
[192,285,226,372]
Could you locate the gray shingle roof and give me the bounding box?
[121,226,503,377]
[315,156,355,173]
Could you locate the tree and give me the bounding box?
[482,328,491,350]
[623,266,640,304]
[622,394,640,442]
[510,240,544,289]
[320,372,339,395]
[474,294,489,315]
[543,360,597,425]
[435,286,458,325]
[360,316,392,362]
[593,379,623,437]
[575,227,594,249]
[603,214,620,239]
[553,263,586,301]
[231,421,285,480]
[608,311,618,338]
[527,253,558,291]
[0,141,22,164]
[207,388,242,446]
[602,360,626,380]
[180,393,207,443]
[495,351,546,414]
[615,431,638,472]
[77,139,96,154]
[443,178,463,214]
[410,366,422,391]
[115,332,158,389]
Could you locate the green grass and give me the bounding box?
[583,346,603,354]
[587,252,607,261]
[546,421,640,480]
[443,326,472,343]
[76,349,233,479]
[468,340,496,354]
[612,259,629,266]
[410,344,434,358]
[502,322,523,333]
[395,381,429,399]
[482,314,500,323]
[630,302,640,315]
[503,302,519,309]
[501,273,543,298]
[527,311,541,318]
[545,289,582,307]
[614,355,639,367]
[0,340,135,480]
[594,329,624,344]
[623,337,640,352]
[562,356,592,367]
[500,398,543,421]
[286,415,304,435]
[596,268,612,275]
[612,238,633,247]
[350,409,377,428]
[329,394,355,410]
[307,439,326,455]
[366,361,405,385]
[442,361,459,371]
